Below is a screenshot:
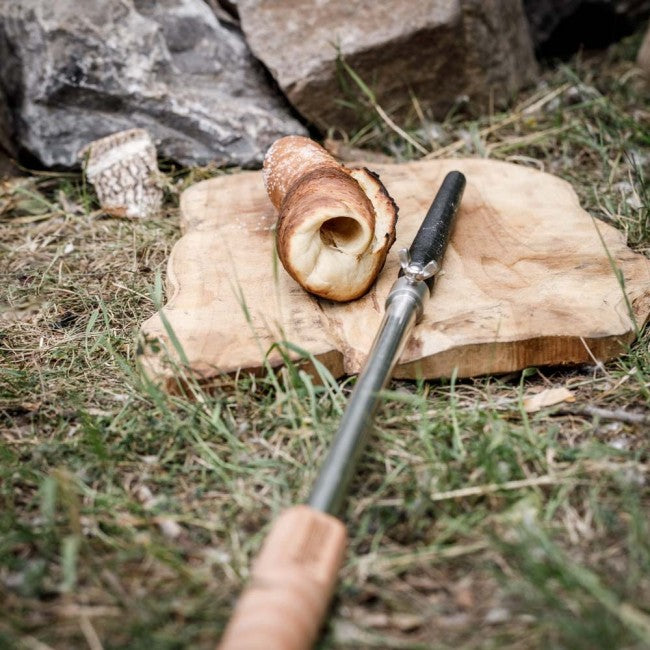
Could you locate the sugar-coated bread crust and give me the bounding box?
[263,136,398,302]
[263,136,339,210]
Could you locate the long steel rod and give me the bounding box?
[308,281,427,515]
[218,171,466,650]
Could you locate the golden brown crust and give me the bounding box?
[277,167,376,257]
[276,167,376,300]
[263,136,339,210]
[263,136,398,302]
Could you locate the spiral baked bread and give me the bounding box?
[263,136,398,302]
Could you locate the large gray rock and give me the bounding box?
[0,86,13,156]
[0,84,17,177]
[0,0,306,168]
[523,0,650,55]
[237,0,538,132]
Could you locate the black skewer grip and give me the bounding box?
[401,170,466,289]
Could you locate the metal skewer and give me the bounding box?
[218,170,466,650]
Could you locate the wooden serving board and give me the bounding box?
[138,159,650,389]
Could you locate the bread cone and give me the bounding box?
[263,136,398,302]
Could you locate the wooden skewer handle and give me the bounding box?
[217,505,347,650]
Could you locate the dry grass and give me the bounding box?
[1,32,649,650]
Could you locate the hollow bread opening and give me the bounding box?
[319,216,365,253]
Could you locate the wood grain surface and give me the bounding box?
[138,158,650,390]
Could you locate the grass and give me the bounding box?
[1,31,649,649]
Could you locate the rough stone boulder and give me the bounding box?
[0,0,306,168]
[0,84,16,177]
[236,0,538,132]
[522,0,650,56]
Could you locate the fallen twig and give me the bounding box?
[353,540,489,576]
[557,405,650,425]
[429,475,574,501]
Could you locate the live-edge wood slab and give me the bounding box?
[139,158,650,389]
